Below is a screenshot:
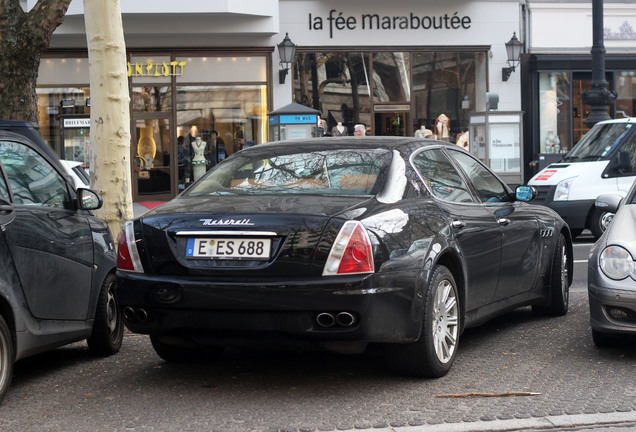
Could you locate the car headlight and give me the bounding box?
[553,177,576,201]
[599,246,636,280]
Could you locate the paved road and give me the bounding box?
[1,233,634,432]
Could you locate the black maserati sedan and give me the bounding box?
[116,137,573,378]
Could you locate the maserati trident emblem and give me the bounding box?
[199,218,254,226]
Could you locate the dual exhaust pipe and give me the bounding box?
[123,307,150,322]
[316,311,357,328]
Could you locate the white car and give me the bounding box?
[59,160,90,189]
[528,117,636,239]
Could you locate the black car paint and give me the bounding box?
[117,138,572,352]
[0,124,116,361]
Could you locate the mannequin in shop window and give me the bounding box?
[435,114,451,141]
[331,122,347,136]
[414,125,433,139]
[317,116,327,137]
[191,137,207,181]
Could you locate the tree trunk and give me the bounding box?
[83,0,133,241]
[0,0,72,122]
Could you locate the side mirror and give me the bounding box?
[595,193,622,214]
[515,185,537,202]
[78,188,103,211]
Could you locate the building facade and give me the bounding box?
[523,0,636,180]
[33,0,526,201]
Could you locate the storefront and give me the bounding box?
[282,0,524,184]
[37,51,272,201]
[522,1,636,182]
[36,0,525,198]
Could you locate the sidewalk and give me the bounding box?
[340,412,636,432]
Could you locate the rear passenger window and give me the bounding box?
[412,149,474,203]
[0,141,70,209]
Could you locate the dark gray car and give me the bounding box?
[0,121,122,403]
[588,181,636,346]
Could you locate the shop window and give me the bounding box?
[412,52,485,143]
[539,72,571,154]
[372,52,410,103]
[131,86,172,113]
[293,52,371,136]
[615,72,636,119]
[36,87,91,158]
[175,85,267,191]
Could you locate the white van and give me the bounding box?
[527,117,636,239]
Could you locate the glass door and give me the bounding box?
[374,111,410,136]
[132,116,173,201]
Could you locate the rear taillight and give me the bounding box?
[117,221,143,273]
[323,221,374,276]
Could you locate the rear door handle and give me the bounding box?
[497,218,511,226]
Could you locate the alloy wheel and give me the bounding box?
[432,279,459,364]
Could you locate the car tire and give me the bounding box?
[0,315,14,404]
[592,330,620,348]
[385,265,460,378]
[87,273,124,356]
[590,207,614,240]
[150,335,223,363]
[533,233,569,316]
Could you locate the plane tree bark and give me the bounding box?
[83,0,133,240]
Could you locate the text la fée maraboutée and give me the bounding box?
[309,10,472,38]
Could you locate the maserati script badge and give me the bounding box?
[199,218,254,226]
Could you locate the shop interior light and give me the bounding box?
[502,32,523,82]
[277,32,297,85]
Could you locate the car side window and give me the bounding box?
[0,140,70,209]
[412,149,474,203]
[0,166,10,201]
[619,133,636,175]
[447,149,509,203]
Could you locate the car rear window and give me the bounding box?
[186,148,392,196]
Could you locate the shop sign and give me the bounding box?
[127,60,187,78]
[279,115,317,124]
[605,21,636,40]
[309,10,472,38]
[63,118,91,128]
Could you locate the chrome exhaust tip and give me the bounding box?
[123,307,136,320]
[316,312,335,327]
[336,312,356,327]
[135,308,149,322]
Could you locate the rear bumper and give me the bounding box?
[115,270,422,348]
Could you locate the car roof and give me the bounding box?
[240,136,456,154]
[596,117,636,125]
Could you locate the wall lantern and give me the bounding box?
[502,32,523,82]
[277,32,297,84]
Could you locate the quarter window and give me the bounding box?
[0,141,70,208]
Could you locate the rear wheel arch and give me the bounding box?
[0,297,15,345]
[435,251,465,331]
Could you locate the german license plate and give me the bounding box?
[186,238,271,260]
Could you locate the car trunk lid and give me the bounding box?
[138,194,374,277]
